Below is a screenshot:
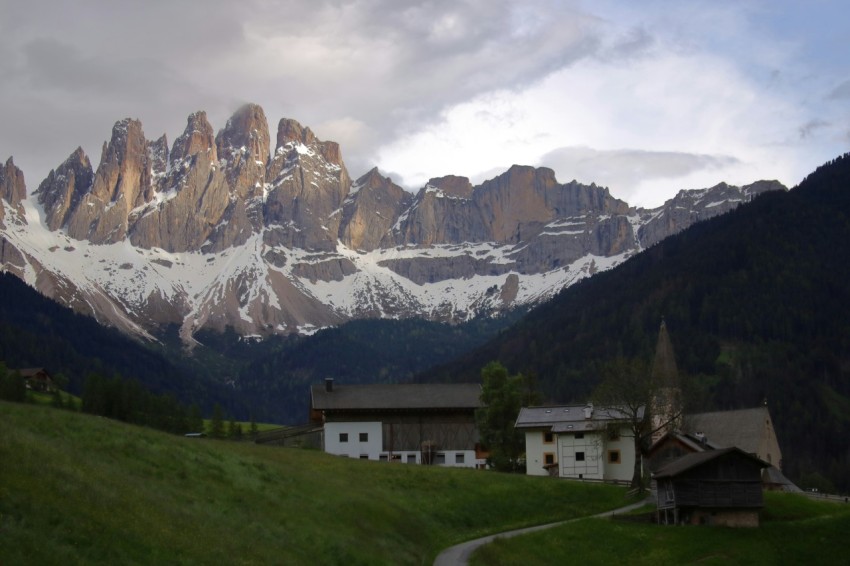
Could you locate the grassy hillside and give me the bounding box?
[0,401,628,564]
[471,493,850,565]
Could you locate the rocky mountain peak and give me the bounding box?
[215,103,270,167]
[276,118,315,148]
[171,111,217,164]
[426,175,474,199]
[0,157,26,206]
[340,168,412,250]
[35,147,94,231]
[58,117,156,244]
[0,157,27,225]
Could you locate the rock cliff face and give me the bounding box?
[0,104,787,341]
[339,168,412,251]
[0,157,27,225]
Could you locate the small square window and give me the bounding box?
[455,453,465,464]
[543,432,554,443]
[608,450,621,464]
[575,432,584,439]
[576,451,585,462]
[339,433,348,443]
[544,453,555,465]
[359,454,369,460]
[359,432,368,442]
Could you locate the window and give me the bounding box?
[544,453,555,465]
[575,451,585,462]
[379,454,388,461]
[339,433,348,443]
[359,432,368,442]
[406,454,416,464]
[543,432,554,444]
[436,453,446,465]
[455,453,465,464]
[359,454,369,460]
[608,450,621,464]
[575,432,584,439]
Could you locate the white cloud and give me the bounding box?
[0,0,847,208]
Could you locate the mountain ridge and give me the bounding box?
[0,103,785,342]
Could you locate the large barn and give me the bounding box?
[310,379,485,467]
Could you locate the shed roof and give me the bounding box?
[683,407,772,455]
[515,404,643,431]
[653,447,769,479]
[311,383,482,411]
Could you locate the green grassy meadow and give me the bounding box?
[0,401,629,565]
[471,490,850,565]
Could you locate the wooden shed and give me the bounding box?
[653,447,769,527]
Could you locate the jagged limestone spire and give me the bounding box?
[650,319,683,443]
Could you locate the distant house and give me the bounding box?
[682,406,783,470]
[309,379,484,467]
[653,447,769,527]
[17,368,56,393]
[515,403,641,482]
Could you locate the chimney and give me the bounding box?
[325,378,334,392]
[583,403,593,420]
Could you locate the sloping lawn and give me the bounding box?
[0,401,630,564]
[471,491,850,565]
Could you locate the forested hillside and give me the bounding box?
[0,270,519,423]
[0,272,246,416]
[423,153,850,491]
[230,313,523,423]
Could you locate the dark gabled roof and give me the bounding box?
[653,447,769,479]
[311,383,483,411]
[647,430,721,456]
[515,404,643,431]
[683,407,771,454]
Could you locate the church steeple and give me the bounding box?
[651,318,679,390]
[649,319,683,443]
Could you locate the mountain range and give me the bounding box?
[0,103,784,343]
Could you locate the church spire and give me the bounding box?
[649,318,683,443]
[651,318,679,390]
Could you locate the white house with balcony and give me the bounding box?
[516,403,641,482]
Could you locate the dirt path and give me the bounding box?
[433,498,650,566]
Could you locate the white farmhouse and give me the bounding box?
[516,404,641,482]
[310,379,485,467]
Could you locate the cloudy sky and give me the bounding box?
[0,0,847,207]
